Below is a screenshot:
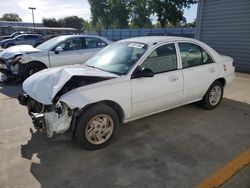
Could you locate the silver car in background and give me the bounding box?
[0,35,112,83]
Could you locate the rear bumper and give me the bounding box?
[225,73,235,86]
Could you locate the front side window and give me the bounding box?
[140,43,177,74]
[56,38,83,51]
[16,35,25,40]
[179,43,214,68]
[86,42,147,75]
[37,36,65,50]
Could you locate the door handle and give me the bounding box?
[208,67,216,73]
[168,75,178,82]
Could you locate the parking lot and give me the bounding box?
[0,73,249,188]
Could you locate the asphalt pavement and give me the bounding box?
[0,73,249,188]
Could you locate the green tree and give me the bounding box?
[42,18,63,27]
[88,0,129,29]
[150,0,195,28]
[109,0,130,29]
[184,21,196,28]
[43,16,84,30]
[88,0,112,29]
[61,16,84,30]
[129,0,152,28]
[0,13,22,22]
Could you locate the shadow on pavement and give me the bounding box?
[20,99,250,188]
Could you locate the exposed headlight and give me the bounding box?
[55,101,72,116]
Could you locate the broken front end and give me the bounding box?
[18,94,77,140]
[0,55,22,83]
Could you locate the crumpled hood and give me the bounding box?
[23,65,119,104]
[0,45,40,60]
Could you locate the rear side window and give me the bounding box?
[17,36,25,40]
[141,43,177,74]
[85,37,107,49]
[179,43,214,68]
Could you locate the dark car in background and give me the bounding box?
[0,34,45,48]
[0,31,28,42]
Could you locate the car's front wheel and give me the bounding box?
[200,80,224,109]
[22,62,47,80]
[74,104,119,150]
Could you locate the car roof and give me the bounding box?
[119,36,198,46]
[60,35,107,39]
[52,35,111,43]
[16,33,43,37]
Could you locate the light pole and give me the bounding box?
[29,7,36,31]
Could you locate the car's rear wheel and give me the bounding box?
[22,62,46,80]
[74,104,119,150]
[200,81,224,109]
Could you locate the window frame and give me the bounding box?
[177,41,215,69]
[133,42,179,76]
[53,37,84,52]
[84,37,107,49]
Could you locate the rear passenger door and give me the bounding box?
[82,37,108,62]
[131,43,183,118]
[178,42,218,103]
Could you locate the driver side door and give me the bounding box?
[130,43,183,118]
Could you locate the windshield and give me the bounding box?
[36,36,65,51]
[86,42,147,75]
[10,32,21,38]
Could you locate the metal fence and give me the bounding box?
[99,28,195,41]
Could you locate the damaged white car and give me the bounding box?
[18,36,235,150]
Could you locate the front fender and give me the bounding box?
[59,80,132,119]
[20,53,50,68]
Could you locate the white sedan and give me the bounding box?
[18,36,235,150]
[0,35,112,82]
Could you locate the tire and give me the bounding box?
[22,62,46,80]
[74,104,119,150]
[6,43,15,48]
[200,80,224,110]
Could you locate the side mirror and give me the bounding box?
[132,67,154,79]
[54,46,63,54]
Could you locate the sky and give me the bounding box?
[0,0,197,23]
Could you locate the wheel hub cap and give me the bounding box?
[209,86,222,106]
[85,114,114,145]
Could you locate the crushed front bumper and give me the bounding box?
[0,59,21,83]
[18,94,47,131]
[18,94,75,140]
[0,63,9,74]
[30,112,46,130]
